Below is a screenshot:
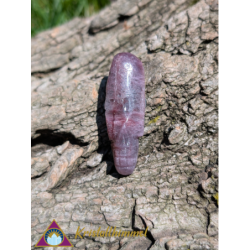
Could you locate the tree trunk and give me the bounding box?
[31,0,218,249]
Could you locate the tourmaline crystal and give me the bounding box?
[105,52,145,175]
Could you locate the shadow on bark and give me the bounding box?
[96,76,127,179]
[31,129,89,147]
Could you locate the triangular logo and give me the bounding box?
[35,220,73,247]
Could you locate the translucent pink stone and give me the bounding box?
[105,52,145,175]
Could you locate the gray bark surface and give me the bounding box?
[31,0,218,249]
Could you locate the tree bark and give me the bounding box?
[31,0,218,249]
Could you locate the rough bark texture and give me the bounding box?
[31,0,218,249]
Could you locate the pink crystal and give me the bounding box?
[105,52,145,175]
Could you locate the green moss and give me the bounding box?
[147,116,160,126]
[155,106,162,112]
[189,0,200,6]
[213,193,218,206]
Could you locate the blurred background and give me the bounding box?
[31,0,112,37]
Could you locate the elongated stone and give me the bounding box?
[105,52,145,175]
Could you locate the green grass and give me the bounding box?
[31,0,110,37]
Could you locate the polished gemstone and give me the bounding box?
[105,52,145,175]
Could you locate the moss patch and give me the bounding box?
[155,106,162,112]
[189,0,200,6]
[147,116,160,126]
[213,193,218,206]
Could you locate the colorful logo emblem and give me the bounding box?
[35,220,73,247]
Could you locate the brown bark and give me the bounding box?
[31,0,218,249]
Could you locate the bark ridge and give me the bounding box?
[31,0,218,249]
